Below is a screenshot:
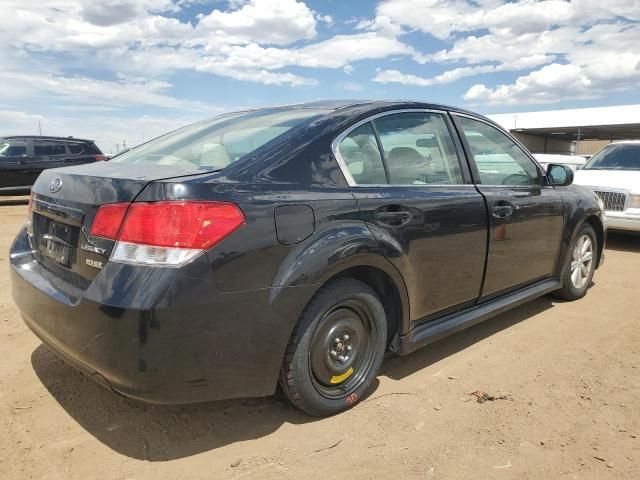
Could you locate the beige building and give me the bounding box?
[488,104,640,156]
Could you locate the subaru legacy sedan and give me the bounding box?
[11,101,605,416]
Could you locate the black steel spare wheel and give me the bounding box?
[309,299,377,397]
[279,278,387,416]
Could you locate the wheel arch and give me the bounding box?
[584,215,605,269]
[326,264,407,349]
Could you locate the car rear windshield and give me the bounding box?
[583,144,640,171]
[110,108,329,170]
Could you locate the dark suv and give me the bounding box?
[0,136,105,195]
[10,101,605,416]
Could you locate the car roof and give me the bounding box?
[533,154,586,160]
[229,99,483,118]
[0,135,95,143]
[233,99,502,135]
[611,140,640,145]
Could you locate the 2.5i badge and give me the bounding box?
[86,258,103,269]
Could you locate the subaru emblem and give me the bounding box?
[49,177,63,193]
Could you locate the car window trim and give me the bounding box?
[33,139,69,156]
[332,108,471,187]
[450,112,550,187]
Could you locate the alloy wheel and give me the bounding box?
[570,234,594,289]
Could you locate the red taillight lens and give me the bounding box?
[95,155,107,161]
[91,203,129,239]
[91,200,244,250]
[118,201,245,249]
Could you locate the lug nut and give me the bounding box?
[335,338,340,344]
[346,345,352,352]
[343,334,350,341]
[330,350,337,357]
[337,355,345,362]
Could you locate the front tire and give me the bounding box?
[279,278,387,416]
[554,223,597,300]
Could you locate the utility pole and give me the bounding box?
[123,139,127,150]
[38,120,42,136]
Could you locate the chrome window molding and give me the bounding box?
[331,108,468,188]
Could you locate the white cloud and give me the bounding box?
[0,71,210,111]
[372,0,640,105]
[79,0,177,27]
[196,0,318,45]
[464,63,595,104]
[0,0,421,89]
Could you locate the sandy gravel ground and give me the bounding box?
[1,198,638,480]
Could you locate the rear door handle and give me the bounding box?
[491,202,515,219]
[375,208,412,226]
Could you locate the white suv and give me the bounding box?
[574,141,640,232]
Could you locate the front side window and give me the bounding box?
[373,112,463,185]
[583,143,640,171]
[34,141,66,156]
[337,123,387,185]
[456,116,541,186]
[0,140,27,157]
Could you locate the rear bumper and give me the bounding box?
[605,212,640,232]
[11,227,309,404]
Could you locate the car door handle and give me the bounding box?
[375,209,412,226]
[491,202,515,219]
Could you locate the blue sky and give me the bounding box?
[1,0,639,153]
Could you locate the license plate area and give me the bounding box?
[43,237,72,267]
[33,213,79,268]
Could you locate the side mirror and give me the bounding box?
[547,163,573,186]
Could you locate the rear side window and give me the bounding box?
[373,112,463,185]
[68,142,100,155]
[338,123,387,185]
[456,116,540,186]
[0,140,27,157]
[67,143,86,154]
[34,141,66,156]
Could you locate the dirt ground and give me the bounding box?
[1,198,639,480]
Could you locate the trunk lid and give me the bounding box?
[29,162,206,287]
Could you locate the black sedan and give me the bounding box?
[10,101,605,416]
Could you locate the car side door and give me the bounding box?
[0,139,29,188]
[334,110,488,327]
[452,114,565,298]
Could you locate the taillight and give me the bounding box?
[95,155,107,161]
[91,201,245,267]
[90,203,129,239]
